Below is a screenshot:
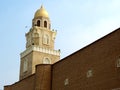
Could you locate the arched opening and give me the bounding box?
[23,59,28,72]
[43,58,51,64]
[44,34,49,44]
[44,21,47,28]
[33,33,39,45]
[117,58,120,67]
[34,33,39,37]
[37,20,40,27]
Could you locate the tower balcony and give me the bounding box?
[20,46,60,58]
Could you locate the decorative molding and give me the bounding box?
[87,69,93,78]
[112,88,120,90]
[64,78,69,86]
[23,58,28,73]
[116,58,120,67]
[20,46,60,58]
[43,57,51,64]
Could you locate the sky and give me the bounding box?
[1,0,120,89]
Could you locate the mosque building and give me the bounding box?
[4,5,120,90]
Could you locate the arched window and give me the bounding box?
[44,21,47,28]
[43,58,51,64]
[87,70,93,78]
[37,20,40,27]
[32,33,39,45]
[44,34,49,44]
[23,58,28,72]
[34,33,39,37]
[117,58,120,67]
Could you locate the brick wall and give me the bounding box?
[4,86,12,90]
[4,74,35,90]
[4,64,52,90]
[35,64,52,90]
[52,29,120,90]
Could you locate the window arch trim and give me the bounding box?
[44,20,47,28]
[37,20,41,27]
[43,34,49,45]
[43,57,51,64]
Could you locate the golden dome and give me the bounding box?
[34,5,49,18]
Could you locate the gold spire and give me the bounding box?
[34,5,49,18]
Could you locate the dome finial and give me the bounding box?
[40,4,43,8]
[34,5,49,18]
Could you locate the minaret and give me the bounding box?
[19,5,60,80]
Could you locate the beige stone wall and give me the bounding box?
[52,28,120,90]
[20,20,59,80]
[20,6,60,80]
[20,19,59,80]
[26,27,56,49]
[20,50,60,80]
[32,51,60,74]
[32,17,51,30]
[19,52,33,80]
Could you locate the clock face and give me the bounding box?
[23,58,28,72]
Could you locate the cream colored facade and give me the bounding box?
[19,5,60,80]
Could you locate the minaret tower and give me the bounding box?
[19,5,60,80]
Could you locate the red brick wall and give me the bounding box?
[52,29,120,90]
[4,64,52,90]
[4,74,35,90]
[4,86,12,90]
[35,64,52,90]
